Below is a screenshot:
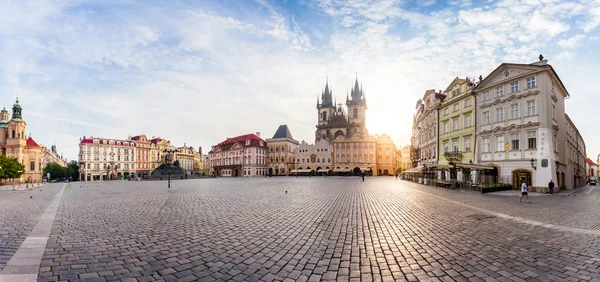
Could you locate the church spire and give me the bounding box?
[320,76,333,106]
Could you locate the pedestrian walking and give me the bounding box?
[548,179,555,196]
[519,180,531,203]
[361,172,365,182]
[396,173,398,180]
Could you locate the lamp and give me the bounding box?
[469,159,473,164]
[530,158,537,170]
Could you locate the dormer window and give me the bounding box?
[245,139,250,146]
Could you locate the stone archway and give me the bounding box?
[383,169,389,176]
[353,167,361,175]
[512,169,533,189]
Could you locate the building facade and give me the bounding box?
[208,133,268,177]
[294,139,333,174]
[78,137,137,181]
[150,137,171,170]
[411,90,443,167]
[399,145,412,172]
[474,57,585,191]
[130,135,151,177]
[41,145,67,172]
[266,125,298,176]
[375,134,399,176]
[586,158,597,180]
[176,145,197,173]
[0,99,44,183]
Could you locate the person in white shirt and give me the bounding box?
[519,180,532,203]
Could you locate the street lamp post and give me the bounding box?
[164,149,175,188]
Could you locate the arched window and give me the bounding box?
[11,130,15,138]
[353,108,358,118]
[30,161,35,171]
[322,111,327,121]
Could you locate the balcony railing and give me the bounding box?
[444,151,463,161]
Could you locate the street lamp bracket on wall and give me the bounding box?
[530,158,537,170]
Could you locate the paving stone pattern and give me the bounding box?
[4,178,600,281]
[0,184,63,273]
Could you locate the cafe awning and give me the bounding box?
[317,169,329,173]
[332,168,351,172]
[360,168,371,171]
[452,163,495,170]
[290,169,312,173]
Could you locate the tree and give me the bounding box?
[43,162,66,180]
[0,155,25,181]
[67,161,79,181]
[173,160,181,168]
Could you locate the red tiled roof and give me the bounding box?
[26,137,41,148]
[586,158,597,166]
[217,133,264,146]
[131,136,140,140]
[79,138,137,146]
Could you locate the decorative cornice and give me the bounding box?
[479,90,539,108]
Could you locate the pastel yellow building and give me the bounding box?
[0,99,44,183]
[438,77,476,181]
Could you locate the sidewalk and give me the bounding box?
[485,190,546,197]
[0,183,48,195]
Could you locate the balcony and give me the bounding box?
[444,151,463,161]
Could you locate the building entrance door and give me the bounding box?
[512,170,532,189]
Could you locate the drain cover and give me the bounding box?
[467,214,496,220]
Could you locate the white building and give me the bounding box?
[208,133,268,177]
[78,136,137,181]
[474,56,586,191]
[293,139,333,174]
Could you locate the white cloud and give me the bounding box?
[558,34,586,48]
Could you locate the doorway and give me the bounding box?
[512,169,532,189]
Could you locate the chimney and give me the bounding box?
[256,132,260,137]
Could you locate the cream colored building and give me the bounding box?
[474,56,586,191]
[294,139,333,174]
[412,89,443,167]
[0,99,44,183]
[130,135,151,177]
[78,136,137,181]
[399,145,411,172]
[375,134,399,176]
[175,145,196,173]
[149,137,171,170]
[266,125,298,176]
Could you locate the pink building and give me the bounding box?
[208,133,268,177]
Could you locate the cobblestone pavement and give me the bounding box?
[2,178,600,281]
[0,183,63,272]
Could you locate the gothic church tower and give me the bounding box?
[315,77,335,142]
[346,75,368,137]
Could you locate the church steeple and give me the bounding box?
[12,96,22,120]
[320,76,333,106]
[350,73,362,102]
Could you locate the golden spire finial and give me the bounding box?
[16,93,19,102]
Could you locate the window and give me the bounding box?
[527,131,536,149]
[483,91,490,101]
[511,133,519,150]
[464,115,471,127]
[496,86,504,97]
[527,100,536,115]
[452,140,459,152]
[465,138,471,152]
[30,161,35,171]
[444,108,449,116]
[495,107,504,122]
[453,119,459,131]
[453,104,459,111]
[510,103,519,119]
[496,136,504,151]
[483,138,490,153]
[526,77,536,88]
[443,142,448,153]
[464,99,471,107]
[483,111,490,124]
[510,81,519,93]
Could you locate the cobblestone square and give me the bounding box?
[1,178,600,281]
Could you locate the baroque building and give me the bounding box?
[266,125,298,176]
[0,99,44,183]
[130,135,151,177]
[438,77,477,181]
[208,133,268,177]
[474,56,586,191]
[294,139,333,174]
[411,90,444,167]
[78,136,137,181]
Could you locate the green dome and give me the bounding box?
[12,102,21,109]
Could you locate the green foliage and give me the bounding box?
[67,161,79,181]
[44,163,66,180]
[173,160,181,168]
[0,155,25,179]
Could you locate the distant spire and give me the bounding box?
[16,93,18,102]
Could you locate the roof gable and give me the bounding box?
[474,63,544,91]
[444,77,467,92]
[272,125,293,139]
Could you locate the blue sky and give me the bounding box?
[1,0,600,161]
